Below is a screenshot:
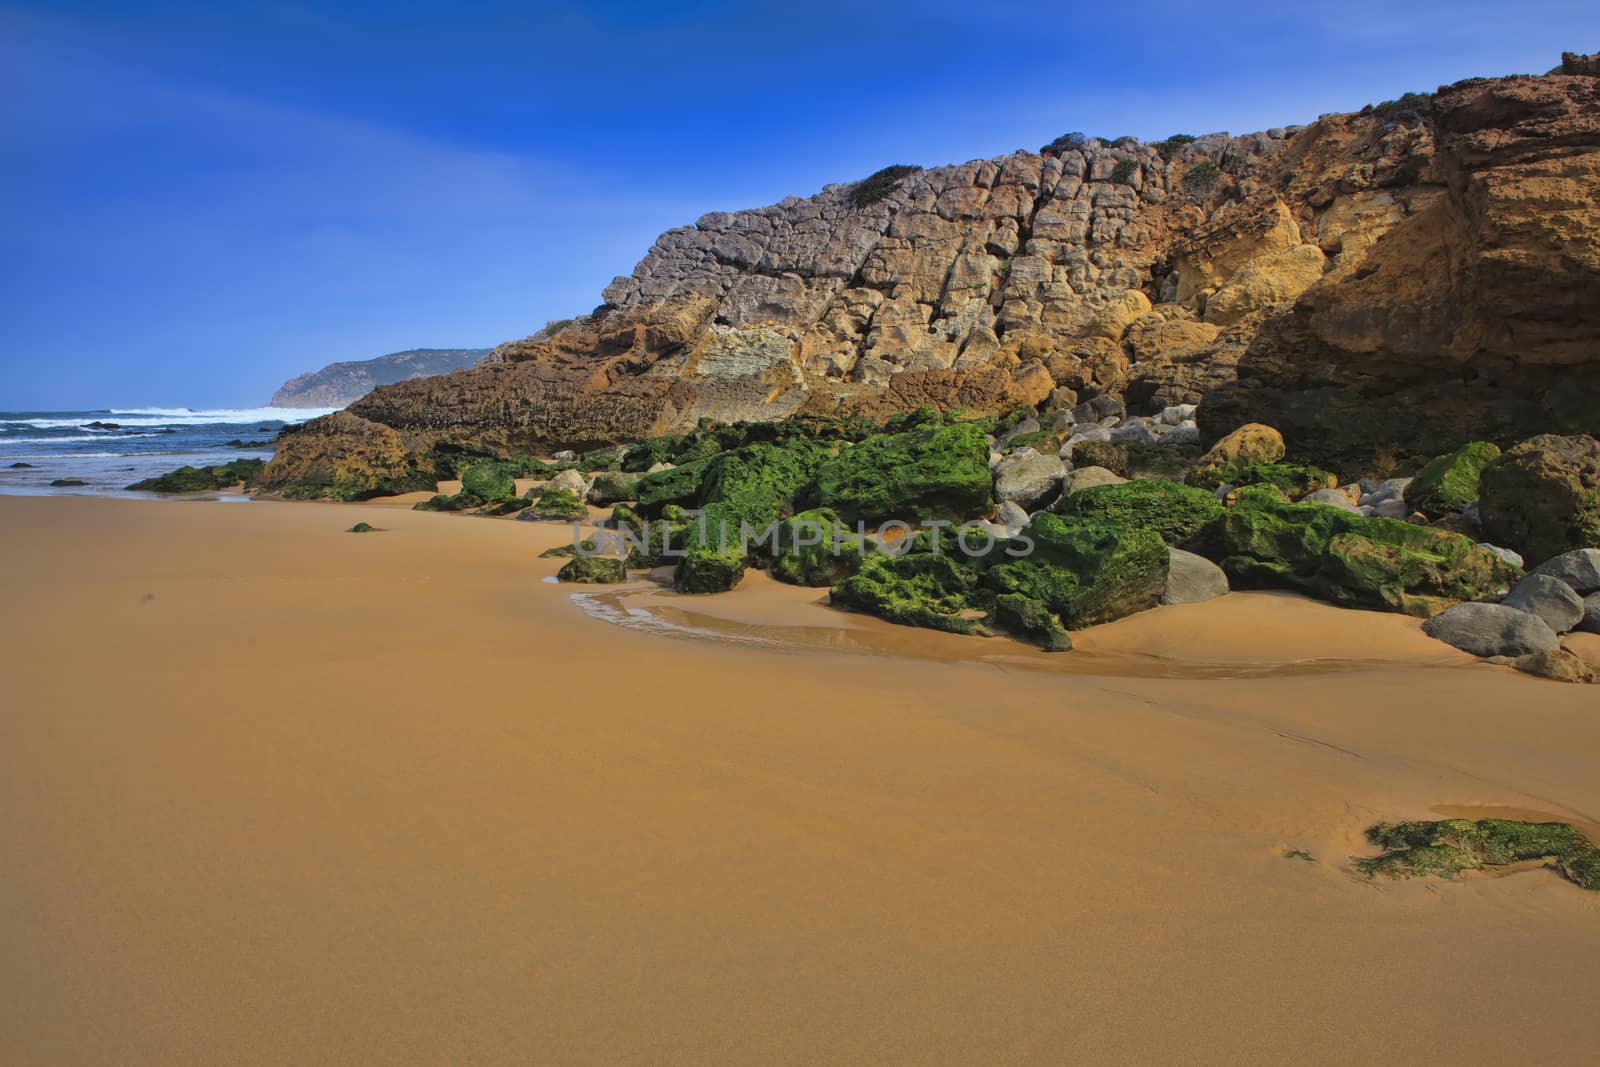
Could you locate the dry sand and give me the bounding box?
[2,494,1598,1064]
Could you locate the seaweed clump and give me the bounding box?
[1356,819,1600,892]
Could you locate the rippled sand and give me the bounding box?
[3,495,1598,1064]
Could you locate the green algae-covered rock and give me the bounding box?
[525,487,587,520]
[1478,434,1600,564]
[413,490,482,512]
[1218,491,1521,616]
[1190,461,1336,499]
[804,422,992,524]
[586,471,640,506]
[674,543,746,593]
[1407,441,1501,517]
[830,514,1167,648]
[556,556,628,584]
[1052,479,1223,546]
[634,457,714,513]
[986,514,1169,630]
[477,496,533,516]
[127,458,266,493]
[700,441,831,533]
[1356,819,1600,892]
[830,551,990,637]
[769,508,871,587]
[459,460,517,503]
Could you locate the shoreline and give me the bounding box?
[4,493,1599,1063]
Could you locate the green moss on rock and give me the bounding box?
[127,458,266,493]
[459,461,517,503]
[804,422,992,524]
[1052,479,1223,546]
[525,487,587,520]
[1356,819,1600,892]
[986,514,1169,630]
[830,552,990,636]
[557,556,628,584]
[674,544,746,593]
[1218,492,1520,616]
[1190,462,1336,499]
[769,508,870,587]
[1407,441,1501,517]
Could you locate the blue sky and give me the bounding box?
[2,2,1593,409]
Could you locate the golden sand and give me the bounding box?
[2,495,1598,1064]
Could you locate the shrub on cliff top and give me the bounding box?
[1112,158,1139,183]
[1041,131,1090,155]
[847,165,919,208]
[1155,134,1197,162]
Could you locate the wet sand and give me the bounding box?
[3,495,1598,1064]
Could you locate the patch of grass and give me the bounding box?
[1112,158,1138,183]
[1355,819,1600,892]
[1366,91,1434,124]
[847,164,919,209]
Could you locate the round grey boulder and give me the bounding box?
[994,500,1030,528]
[1422,602,1559,658]
[1476,543,1524,569]
[1110,418,1157,446]
[1528,548,1600,596]
[1162,548,1229,605]
[1501,573,1585,634]
[1157,423,1200,448]
[993,449,1064,511]
[1582,592,1600,634]
[1303,488,1360,513]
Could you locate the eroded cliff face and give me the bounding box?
[266,55,1600,486]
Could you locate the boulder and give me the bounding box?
[1422,603,1559,658]
[551,450,578,462]
[674,545,746,593]
[1502,573,1585,634]
[1110,418,1157,446]
[1158,423,1200,447]
[993,448,1065,510]
[1159,404,1198,426]
[1477,543,1524,569]
[805,422,992,524]
[1528,548,1600,595]
[1162,548,1230,605]
[1195,423,1285,476]
[994,500,1030,528]
[1406,441,1501,517]
[1478,435,1600,564]
[1053,479,1224,546]
[557,556,627,583]
[1064,466,1127,492]
[1220,489,1522,616]
[1584,592,1600,635]
[986,514,1170,631]
[1303,488,1361,513]
[586,471,641,506]
[545,467,590,498]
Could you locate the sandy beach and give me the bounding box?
[3,494,1598,1064]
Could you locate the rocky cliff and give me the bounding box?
[270,347,492,408]
[266,53,1600,486]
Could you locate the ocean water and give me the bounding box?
[0,407,337,497]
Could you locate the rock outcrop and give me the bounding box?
[264,54,1600,484]
[271,348,491,408]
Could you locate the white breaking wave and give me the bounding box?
[3,406,337,430]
